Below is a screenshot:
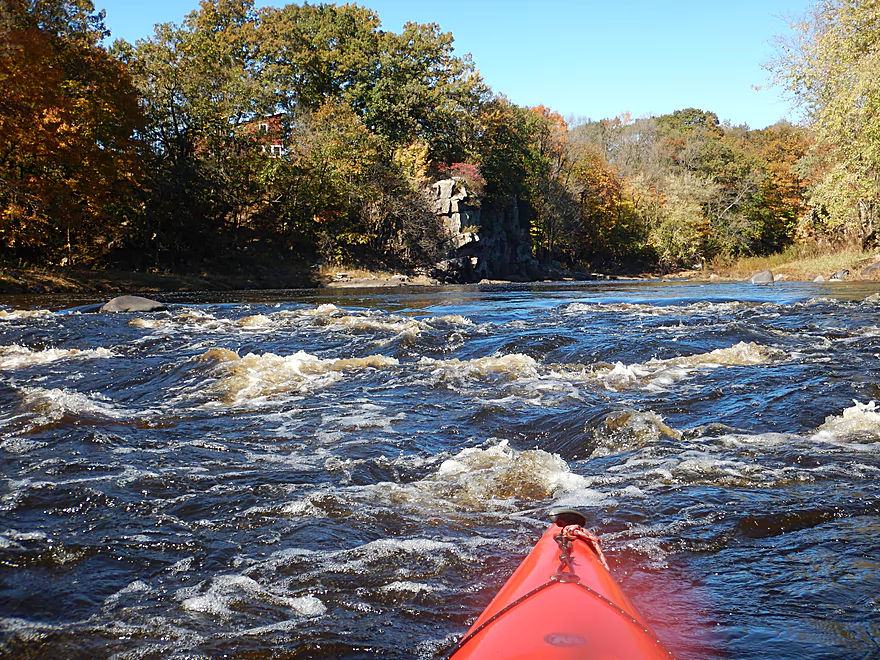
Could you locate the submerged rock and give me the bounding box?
[748,269,774,284]
[100,295,167,313]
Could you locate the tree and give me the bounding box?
[118,0,277,268]
[527,106,574,264]
[0,0,142,266]
[473,97,539,203]
[363,21,487,161]
[257,2,382,113]
[258,6,487,162]
[770,0,880,245]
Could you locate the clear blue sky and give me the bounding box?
[97,0,812,129]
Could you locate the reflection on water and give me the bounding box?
[1,281,880,659]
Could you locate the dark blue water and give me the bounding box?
[1,281,879,659]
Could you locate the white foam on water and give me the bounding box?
[279,500,318,516]
[618,534,672,568]
[671,453,764,484]
[177,574,325,619]
[129,309,230,336]
[128,318,164,329]
[281,594,327,617]
[168,557,195,574]
[714,432,796,450]
[429,440,590,504]
[591,410,681,457]
[324,314,425,335]
[0,437,48,453]
[802,296,838,306]
[424,314,475,326]
[377,580,445,595]
[0,344,114,370]
[0,617,62,641]
[419,354,539,380]
[236,618,308,637]
[563,300,751,317]
[414,343,780,400]
[322,404,406,432]
[548,487,616,510]
[848,325,880,340]
[813,400,880,446]
[616,485,647,498]
[0,309,55,321]
[1,529,47,542]
[236,314,273,329]
[292,441,598,518]
[297,303,340,317]
[267,444,589,533]
[0,535,23,550]
[589,341,782,391]
[597,438,828,490]
[104,580,153,606]
[197,348,398,404]
[273,304,440,339]
[337,538,460,568]
[9,386,125,425]
[267,535,492,586]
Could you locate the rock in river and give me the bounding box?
[748,270,774,284]
[100,295,167,313]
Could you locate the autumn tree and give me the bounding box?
[114,0,274,268]
[770,0,880,246]
[527,106,574,264]
[0,0,142,266]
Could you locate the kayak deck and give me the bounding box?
[448,519,673,659]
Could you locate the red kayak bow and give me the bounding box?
[448,509,674,659]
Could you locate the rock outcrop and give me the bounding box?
[429,178,537,282]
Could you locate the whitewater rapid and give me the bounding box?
[1,281,879,659]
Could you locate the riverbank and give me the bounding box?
[3,247,880,295]
[0,265,605,294]
[0,265,450,294]
[706,246,880,282]
[0,266,320,295]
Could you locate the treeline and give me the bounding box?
[529,108,811,271]
[1,0,871,277]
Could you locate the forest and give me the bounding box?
[1,0,878,280]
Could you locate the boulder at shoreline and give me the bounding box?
[748,270,774,284]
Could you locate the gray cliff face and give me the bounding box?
[430,178,537,282]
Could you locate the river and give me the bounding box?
[1,281,879,659]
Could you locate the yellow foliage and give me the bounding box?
[392,141,431,189]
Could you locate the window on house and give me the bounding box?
[270,144,283,157]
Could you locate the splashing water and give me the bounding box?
[1,281,880,659]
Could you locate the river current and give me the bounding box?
[1,281,879,659]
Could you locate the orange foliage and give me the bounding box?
[0,21,143,263]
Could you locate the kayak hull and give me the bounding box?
[449,524,672,659]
